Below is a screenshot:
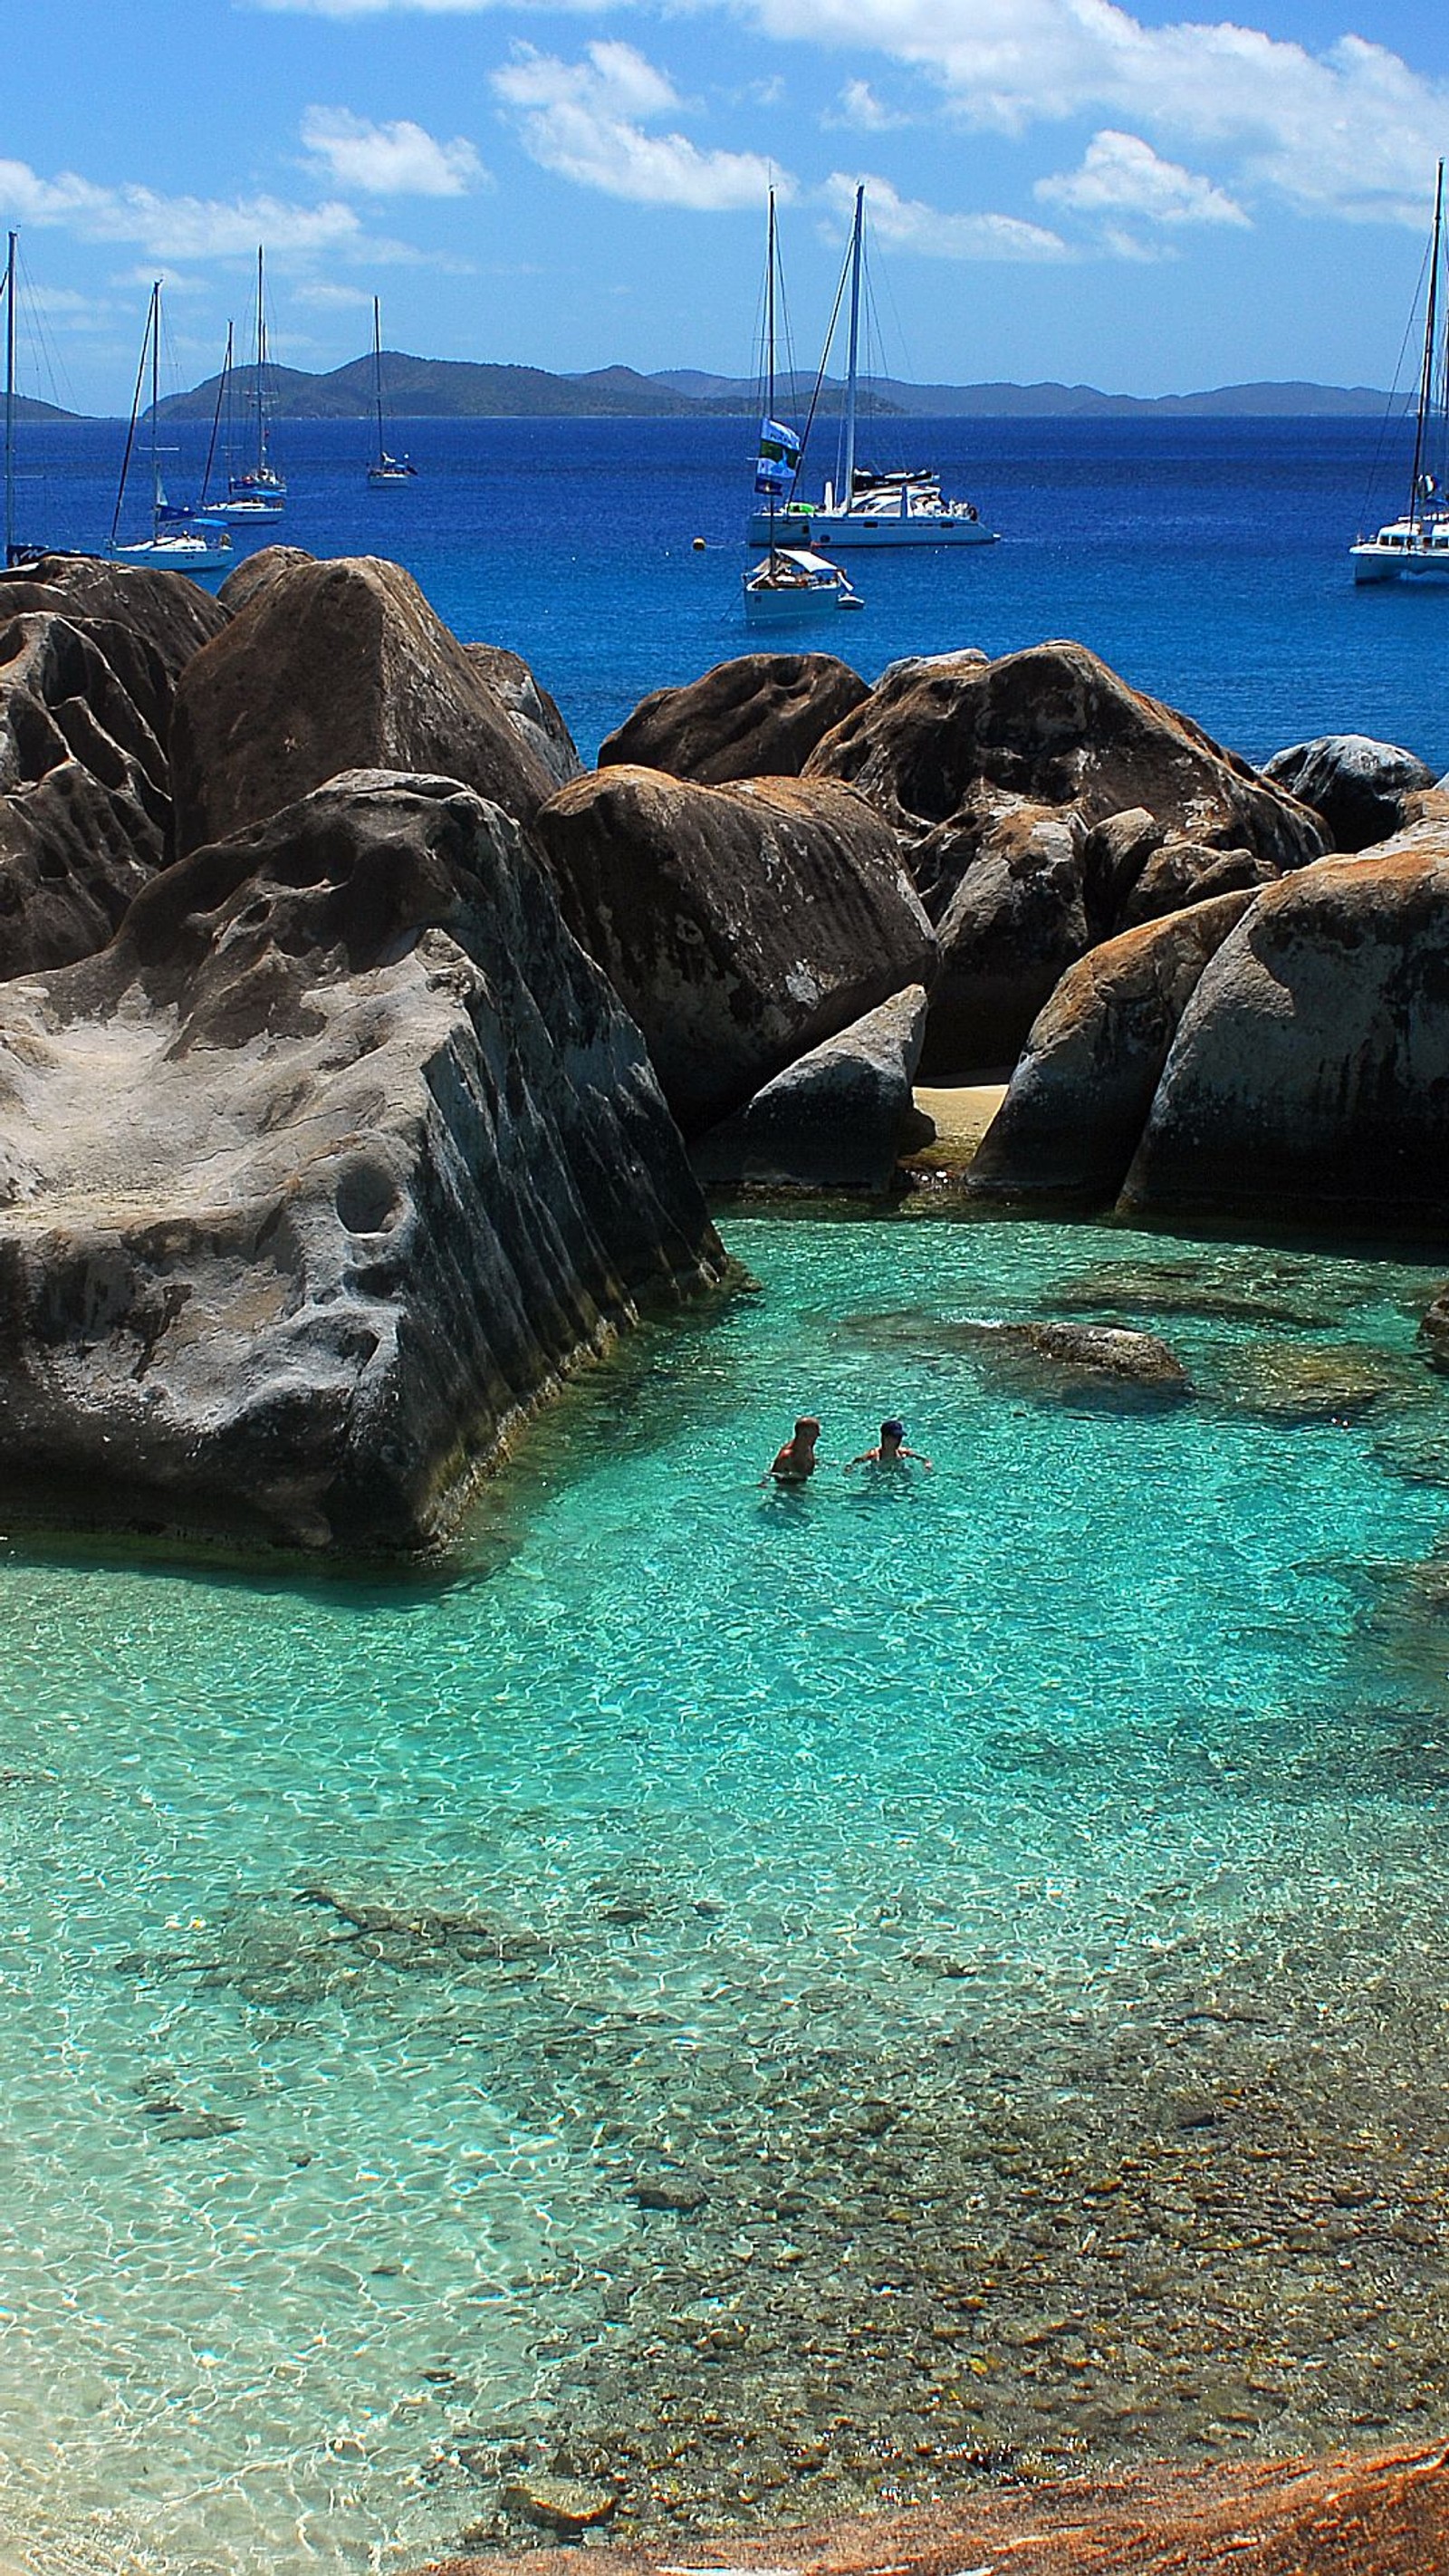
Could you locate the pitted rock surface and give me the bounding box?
[533,765,936,1134]
[600,652,868,786]
[169,553,554,854]
[0,609,174,978]
[0,551,227,684]
[0,769,721,1553]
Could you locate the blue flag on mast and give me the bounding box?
[754,417,801,495]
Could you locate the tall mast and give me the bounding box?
[201,320,232,506]
[840,183,864,513]
[255,244,266,476]
[149,280,160,538]
[4,232,16,569]
[373,295,385,460]
[766,188,776,553]
[1410,159,1444,531]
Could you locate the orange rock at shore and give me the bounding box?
[417,2440,1449,2576]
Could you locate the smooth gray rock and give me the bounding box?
[533,764,936,1135]
[465,643,583,793]
[956,1319,1193,1400]
[0,770,722,1553]
[970,890,1259,1202]
[1262,734,1436,853]
[692,985,929,1191]
[921,806,1088,1074]
[1122,818,1449,1226]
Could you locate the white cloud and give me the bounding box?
[0,159,369,261]
[1037,130,1248,227]
[301,107,487,195]
[493,43,784,208]
[822,170,1070,260]
[824,79,907,130]
[734,0,1449,227]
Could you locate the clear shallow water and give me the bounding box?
[9,412,1448,770]
[5,1209,1449,2570]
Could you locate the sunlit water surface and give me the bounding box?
[5,1208,1449,2571]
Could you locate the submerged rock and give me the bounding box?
[0,770,721,1553]
[1122,820,1449,1226]
[600,651,868,786]
[1262,734,1436,853]
[533,765,935,1134]
[1221,1343,1409,1422]
[1419,1284,1449,1370]
[955,1319,1193,1400]
[501,2473,619,2533]
[169,553,554,854]
[969,891,1257,1202]
[692,985,929,1192]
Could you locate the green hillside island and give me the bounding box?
[5,394,82,423]
[146,351,1393,424]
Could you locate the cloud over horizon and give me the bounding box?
[301,107,488,193]
[493,42,784,208]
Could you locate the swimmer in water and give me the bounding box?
[762,1417,822,1485]
[845,1418,933,1471]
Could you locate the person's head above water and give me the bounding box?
[880,1419,905,1444]
[796,1417,822,1439]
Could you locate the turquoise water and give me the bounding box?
[5,1207,1449,2570]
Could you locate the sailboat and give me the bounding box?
[109,281,232,579]
[743,192,863,625]
[366,298,416,486]
[1352,160,1449,583]
[748,185,997,552]
[216,245,286,519]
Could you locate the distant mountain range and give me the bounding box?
[133,351,1395,425]
[8,394,82,423]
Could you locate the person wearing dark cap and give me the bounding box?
[845,1419,933,1471]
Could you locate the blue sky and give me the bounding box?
[4,0,1448,408]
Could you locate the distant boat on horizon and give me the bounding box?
[366,297,417,487]
[217,246,286,517]
[1351,159,1449,584]
[110,280,232,580]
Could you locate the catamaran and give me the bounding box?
[367,298,417,486]
[743,193,863,624]
[747,185,997,552]
[216,245,286,519]
[109,281,232,579]
[1352,161,1449,584]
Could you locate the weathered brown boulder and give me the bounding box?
[169,554,553,855]
[1117,837,1276,928]
[600,652,868,786]
[970,890,1260,1201]
[807,640,1325,898]
[1262,733,1436,852]
[532,766,936,1134]
[0,770,722,1554]
[216,543,316,619]
[0,552,227,686]
[465,644,582,793]
[921,806,1087,1073]
[1122,820,1449,1226]
[0,610,173,978]
[692,985,929,1191]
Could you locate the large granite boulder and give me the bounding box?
[0,771,723,1554]
[169,554,554,854]
[1122,820,1449,1226]
[692,985,929,1192]
[1262,734,1436,853]
[216,544,316,619]
[921,806,1088,1073]
[969,889,1259,1202]
[532,766,936,1134]
[600,653,868,787]
[0,552,226,686]
[807,641,1325,899]
[0,609,173,978]
[465,644,582,793]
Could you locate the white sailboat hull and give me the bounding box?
[748,505,997,549]
[1351,533,1449,582]
[110,535,232,578]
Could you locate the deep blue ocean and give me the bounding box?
[10,409,1445,771]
